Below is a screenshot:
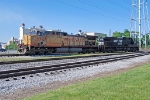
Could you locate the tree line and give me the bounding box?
[113,29,150,48]
[5,42,18,50]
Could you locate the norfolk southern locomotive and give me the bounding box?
[98,37,139,53]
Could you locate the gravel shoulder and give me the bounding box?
[0,55,150,100]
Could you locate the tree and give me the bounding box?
[141,34,150,48]
[113,31,123,37]
[147,34,150,46]
[6,42,18,50]
[123,29,130,37]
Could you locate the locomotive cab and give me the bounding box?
[98,37,104,52]
[100,37,139,53]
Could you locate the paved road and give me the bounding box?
[0,50,18,54]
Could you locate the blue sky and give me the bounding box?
[0,0,150,43]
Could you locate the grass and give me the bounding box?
[0,54,87,62]
[23,63,150,100]
[0,53,102,62]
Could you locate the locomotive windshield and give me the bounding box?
[98,37,104,42]
[99,38,104,42]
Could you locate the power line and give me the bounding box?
[105,0,130,11]
[55,0,128,22]
[78,0,129,17]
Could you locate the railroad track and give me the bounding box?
[0,54,25,57]
[0,52,145,65]
[0,51,145,57]
[0,53,148,80]
[0,53,75,57]
[0,53,71,57]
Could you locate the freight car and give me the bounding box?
[98,37,139,53]
[18,30,98,55]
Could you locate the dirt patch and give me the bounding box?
[0,60,150,100]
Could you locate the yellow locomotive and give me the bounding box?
[18,25,98,55]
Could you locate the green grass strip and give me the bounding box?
[0,53,99,62]
[24,62,150,100]
[0,52,126,62]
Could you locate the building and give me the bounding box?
[0,42,7,49]
[19,23,65,44]
[76,30,106,37]
[7,37,19,45]
[85,32,106,38]
[20,23,46,41]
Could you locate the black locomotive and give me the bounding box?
[98,37,139,53]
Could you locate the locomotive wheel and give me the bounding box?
[82,50,86,54]
[44,51,48,55]
[29,49,35,55]
[88,50,91,54]
[30,51,35,55]
[35,51,40,55]
[23,49,27,54]
[52,48,56,53]
[40,49,44,55]
[106,51,110,53]
[48,49,53,54]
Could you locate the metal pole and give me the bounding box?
[145,34,147,48]
[142,0,146,48]
[139,0,141,49]
[109,29,111,37]
[145,0,150,48]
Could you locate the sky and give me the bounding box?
[0,0,150,43]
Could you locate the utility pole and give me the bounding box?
[139,0,141,49]
[130,0,138,43]
[109,29,111,37]
[142,0,150,48]
[130,0,150,50]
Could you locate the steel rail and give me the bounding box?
[0,53,147,79]
[0,52,146,65]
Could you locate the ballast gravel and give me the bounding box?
[0,54,150,96]
[0,55,121,71]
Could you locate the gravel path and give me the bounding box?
[0,54,150,100]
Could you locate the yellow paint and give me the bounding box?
[23,34,96,47]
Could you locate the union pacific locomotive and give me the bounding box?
[18,24,139,55]
[18,24,98,55]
